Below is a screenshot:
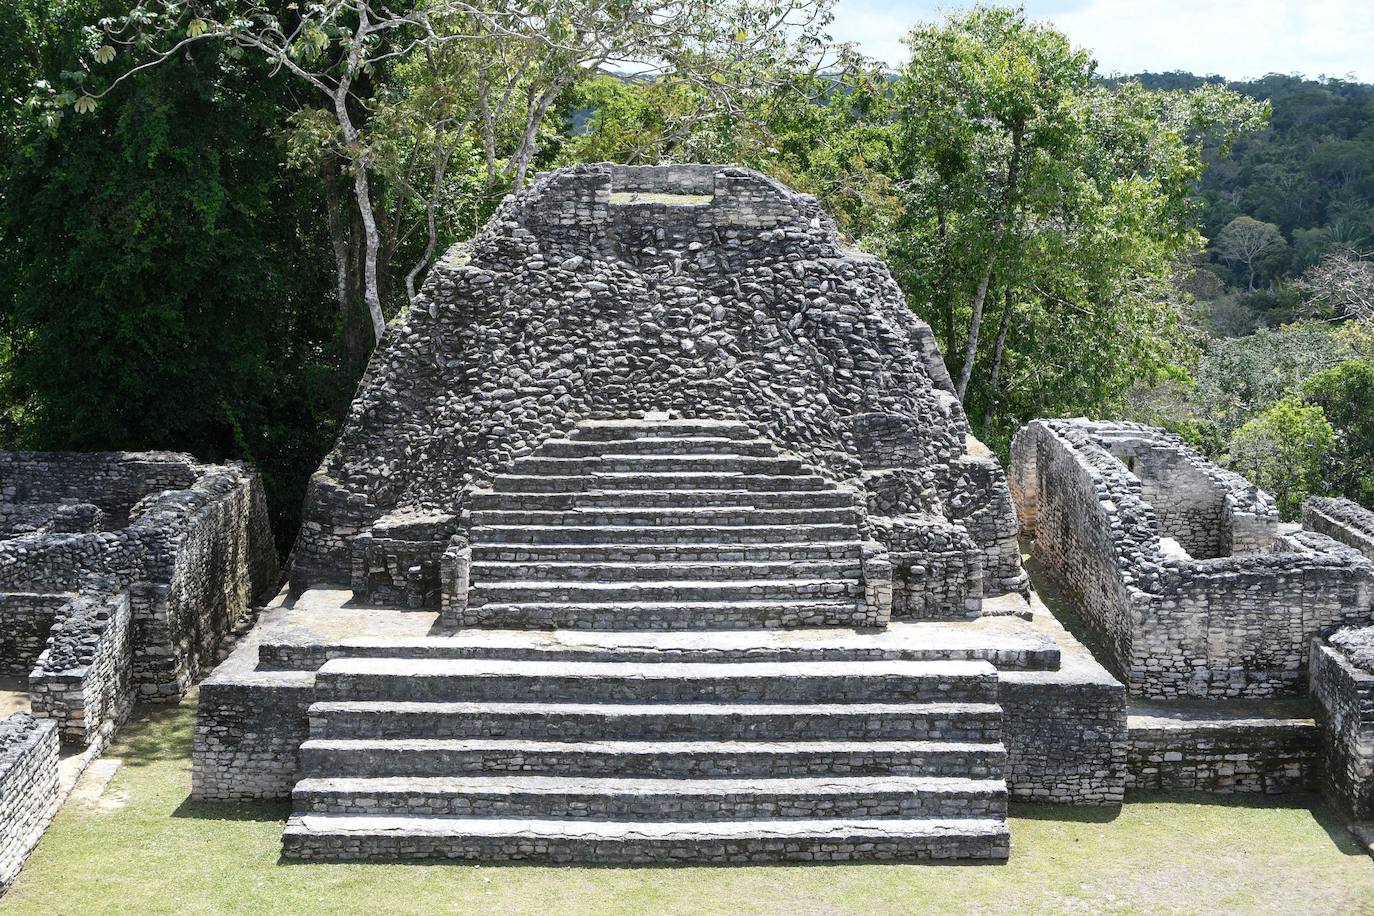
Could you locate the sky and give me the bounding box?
[829,0,1374,82]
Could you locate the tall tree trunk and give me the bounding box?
[982,287,1014,440]
[955,122,1024,403]
[322,161,373,382]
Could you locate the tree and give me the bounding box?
[889,7,1265,441]
[1302,360,1374,507]
[0,8,346,547]
[1299,247,1374,322]
[1214,215,1287,292]
[1226,397,1335,520]
[58,0,835,359]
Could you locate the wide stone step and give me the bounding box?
[466,489,859,511]
[298,738,1007,779]
[510,455,807,476]
[468,506,861,527]
[467,558,865,583]
[537,437,779,458]
[470,541,866,564]
[314,658,995,704]
[291,775,1008,820]
[471,523,857,545]
[307,700,1003,742]
[492,473,834,493]
[454,598,877,629]
[469,579,864,605]
[570,419,758,441]
[281,814,1011,863]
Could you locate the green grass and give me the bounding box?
[6,694,1374,915]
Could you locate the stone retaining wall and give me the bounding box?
[1125,712,1317,793]
[999,670,1127,805]
[0,714,60,889]
[191,673,313,801]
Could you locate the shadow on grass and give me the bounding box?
[1124,791,1368,857]
[172,796,290,823]
[108,695,197,769]
[1010,802,1122,824]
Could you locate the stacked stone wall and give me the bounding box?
[1306,497,1374,564]
[29,591,133,745]
[1125,715,1317,793]
[191,674,313,801]
[0,714,60,889]
[1012,419,1374,699]
[0,594,70,676]
[999,672,1127,804]
[1310,638,1374,820]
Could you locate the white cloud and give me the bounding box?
[827,0,1374,81]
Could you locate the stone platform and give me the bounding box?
[194,586,1127,862]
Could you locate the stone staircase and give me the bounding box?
[281,418,1011,863]
[459,418,876,630]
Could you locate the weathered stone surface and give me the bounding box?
[1011,419,1374,699]
[0,714,59,889]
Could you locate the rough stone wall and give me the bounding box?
[0,594,70,677]
[999,672,1127,804]
[191,674,313,802]
[0,714,60,889]
[1306,497,1374,564]
[29,591,133,745]
[293,163,1024,609]
[1126,715,1317,793]
[1310,637,1374,820]
[0,453,278,744]
[1012,419,1374,699]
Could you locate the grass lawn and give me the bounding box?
[6,694,1374,916]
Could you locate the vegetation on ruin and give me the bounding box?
[1,2,1371,540]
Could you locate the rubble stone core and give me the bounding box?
[293,163,1025,612]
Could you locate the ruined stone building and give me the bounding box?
[195,164,1125,864]
[1011,419,1374,700]
[0,451,277,885]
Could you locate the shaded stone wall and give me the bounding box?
[293,163,1025,611]
[1310,638,1374,820]
[191,673,313,802]
[1012,419,1374,699]
[0,594,70,677]
[999,671,1127,804]
[0,714,59,889]
[1126,714,1317,793]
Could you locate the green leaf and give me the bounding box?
[188,18,209,38]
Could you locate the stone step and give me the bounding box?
[315,658,995,705]
[492,473,834,493]
[466,489,859,511]
[298,738,1007,779]
[258,625,1057,672]
[470,541,866,564]
[468,506,861,528]
[467,558,865,583]
[291,775,1008,820]
[537,437,780,458]
[570,419,758,441]
[454,598,876,629]
[470,523,857,545]
[307,700,1003,742]
[281,814,1011,863]
[469,579,864,606]
[510,455,809,477]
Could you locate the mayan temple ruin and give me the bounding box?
[3,164,1374,878]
